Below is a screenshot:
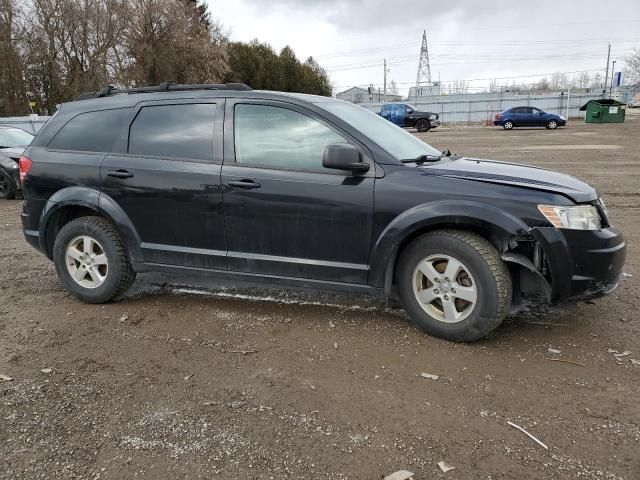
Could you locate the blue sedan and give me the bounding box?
[494,106,566,130]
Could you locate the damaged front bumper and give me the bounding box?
[532,226,626,303]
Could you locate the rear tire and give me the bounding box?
[503,120,514,130]
[0,170,16,199]
[415,119,430,133]
[53,216,136,303]
[396,230,512,342]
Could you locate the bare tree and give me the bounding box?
[624,49,640,84]
[573,71,591,89]
[388,79,399,96]
[550,72,568,90]
[0,0,28,115]
[536,77,551,92]
[448,80,468,94]
[126,0,227,86]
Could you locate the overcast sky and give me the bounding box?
[209,0,640,95]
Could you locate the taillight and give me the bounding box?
[19,156,32,184]
[495,113,502,120]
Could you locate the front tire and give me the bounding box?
[53,216,136,303]
[0,169,16,199]
[503,120,514,130]
[415,119,430,133]
[546,120,558,129]
[396,230,512,342]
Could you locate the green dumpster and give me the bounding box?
[579,98,626,123]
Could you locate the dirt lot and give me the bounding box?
[1,114,639,479]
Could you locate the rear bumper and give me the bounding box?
[493,120,504,126]
[21,199,46,254]
[532,226,626,302]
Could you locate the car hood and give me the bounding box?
[424,157,597,203]
[0,147,25,161]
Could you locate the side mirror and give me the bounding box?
[407,109,413,114]
[323,143,369,174]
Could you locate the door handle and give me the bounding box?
[227,179,261,189]
[106,170,134,179]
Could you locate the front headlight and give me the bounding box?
[559,115,566,120]
[428,114,436,120]
[538,204,601,230]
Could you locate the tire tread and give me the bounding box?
[397,229,512,341]
[55,216,135,303]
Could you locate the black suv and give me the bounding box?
[20,83,626,342]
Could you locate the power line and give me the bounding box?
[333,68,606,90]
[314,37,640,60]
[326,52,633,72]
[312,19,640,48]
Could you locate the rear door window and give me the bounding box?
[49,109,130,152]
[128,104,216,161]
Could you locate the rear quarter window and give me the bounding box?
[48,108,130,153]
[128,104,216,161]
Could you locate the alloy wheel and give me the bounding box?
[412,254,478,323]
[65,235,109,289]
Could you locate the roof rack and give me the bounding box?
[74,82,252,101]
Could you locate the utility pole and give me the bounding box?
[383,59,388,103]
[609,60,617,97]
[604,44,611,94]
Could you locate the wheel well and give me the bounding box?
[385,223,551,308]
[386,223,511,294]
[43,205,100,259]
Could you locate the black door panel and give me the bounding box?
[222,100,375,284]
[100,101,226,269]
[222,165,373,283]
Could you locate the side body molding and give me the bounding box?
[368,200,531,289]
[38,187,143,263]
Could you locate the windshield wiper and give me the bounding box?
[400,154,443,164]
[401,150,461,165]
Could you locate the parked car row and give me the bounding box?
[0,126,34,199]
[375,102,567,131]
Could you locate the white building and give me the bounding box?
[336,86,402,104]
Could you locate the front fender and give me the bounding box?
[39,187,142,263]
[368,200,531,288]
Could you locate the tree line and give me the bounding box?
[0,0,332,116]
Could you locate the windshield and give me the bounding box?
[317,101,442,160]
[0,127,34,148]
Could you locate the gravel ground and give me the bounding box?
[1,114,639,479]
